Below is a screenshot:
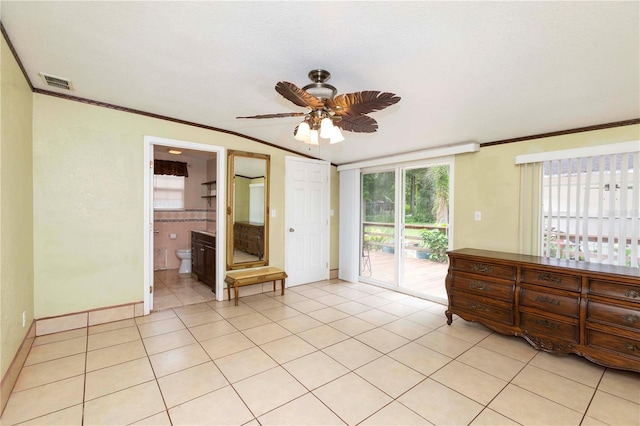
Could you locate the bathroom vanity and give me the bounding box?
[191,231,216,291]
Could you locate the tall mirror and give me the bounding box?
[227,150,270,270]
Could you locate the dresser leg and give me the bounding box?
[445,310,453,325]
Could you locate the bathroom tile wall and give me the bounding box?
[154,210,208,270]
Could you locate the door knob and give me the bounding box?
[289,228,295,232]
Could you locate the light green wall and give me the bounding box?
[32,94,340,318]
[453,124,640,252]
[1,37,34,379]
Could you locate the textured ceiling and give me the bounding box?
[2,1,638,165]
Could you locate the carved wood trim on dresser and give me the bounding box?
[445,248,640,372]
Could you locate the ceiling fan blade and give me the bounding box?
[276,81,325,109]
[236,112,306,119]
[336,114,378,133]
[327,91,400,116]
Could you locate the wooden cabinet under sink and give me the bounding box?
[191,231,215,291]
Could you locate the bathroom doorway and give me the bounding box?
[143,136,225,315]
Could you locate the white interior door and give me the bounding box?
[285,157,330,286]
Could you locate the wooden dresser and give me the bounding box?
[445,248,640,372]
[234,222,264,258]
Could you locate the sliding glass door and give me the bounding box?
[360,161,451,301]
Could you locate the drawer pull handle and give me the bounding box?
[535,319,560,330]
[625,288,640,298]
[624,343,640,352]
[538,273,561,283]
[468,302,491,312]
[623,315,640,324]
[471,264,493,273]
[469,281,490,291]
[535,295,560,306]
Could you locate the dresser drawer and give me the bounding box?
[587,328,640,359]
[519,287,580,318]
[588,301,640,330]
[521,269,581,292]
[450,291,514,325]
[520,312,578,342]
[589,280,640,303]
[451,259,516,281]
[450,275,514,302]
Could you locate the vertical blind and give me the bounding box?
[517,141,639,268]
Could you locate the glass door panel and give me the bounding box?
[400,165,450,300]
[361,171,396,285]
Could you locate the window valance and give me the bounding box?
[154,160,189,177]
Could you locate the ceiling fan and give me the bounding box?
[237,69,401,145]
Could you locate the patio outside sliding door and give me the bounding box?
[400,164,450,300]
[360,170,397,286]
[360,162,451,302]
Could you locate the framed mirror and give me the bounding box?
[226,150,270,270]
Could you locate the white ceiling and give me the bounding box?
[2,1,638,165]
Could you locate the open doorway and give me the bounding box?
[143,136,225,314]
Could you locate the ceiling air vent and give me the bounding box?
[39,73,73,90]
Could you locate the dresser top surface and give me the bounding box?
[448,248,640,279]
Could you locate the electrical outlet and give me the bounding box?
[22,311,26,327]
[474,211,482,221]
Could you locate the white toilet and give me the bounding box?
[176,249,192,274]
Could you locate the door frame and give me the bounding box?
[284,156,331,286]
[143,136,226,314]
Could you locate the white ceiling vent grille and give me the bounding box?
[39,73,73,90]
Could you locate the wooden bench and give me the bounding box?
[224,267,287,306]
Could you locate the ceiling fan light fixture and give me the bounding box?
[320,117,333,138]
[309,129,319,145]
[302,69,337,100]
[302,83,337,100]
[329,126,345,144]
[294,121,310,141]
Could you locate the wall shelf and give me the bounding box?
[201,181,216,206]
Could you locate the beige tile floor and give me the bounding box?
[152,269,217,310]
[2,279,639,425]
